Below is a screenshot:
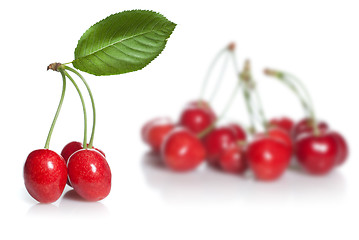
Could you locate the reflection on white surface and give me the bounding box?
[141,151,347,205]
[26,190,109,218]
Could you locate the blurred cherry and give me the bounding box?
[161,127,206,171]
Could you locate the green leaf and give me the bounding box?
[72,10,176,76]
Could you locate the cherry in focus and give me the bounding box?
[67,149,111,201]
[246,136,292,181]
[179,100,216,135]
[295,132,339,175]
[141,117,175,152]
[161,127,206,171]
[61,141,105,163]
[24,149,67,203]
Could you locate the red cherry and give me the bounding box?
[269,116,294,133]
[161,127,206,171]
[227,123,247,141]
[255,127,293,152]
[328,131,349,165]
[61,141,83,163]
[179,100,216,135]
[186,100,216,120]
[24,149,67,203]
[141,117,175,152]
[67,149,111,201]
[295,132,339,175]
[61,141,106,187]
[246,137,291,181]
[219,143,247,173]
[292,118,329,139]
[61,141,105,163]
[202,126,237,165]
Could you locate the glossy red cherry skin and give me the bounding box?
[161,127,206,171]
[61,141,105,163]
[295,132,339,175]
[24,149,67,203]
[203,126,237,165]
[269,116,294,133]
[328,131,349,165]
[227,123,247,141]
[255,127,293,152]
[179,100,216,135]
[219,143,247,173]
[141,117,175,152]
[186,100,216,120]
[67,149,111,201]
[292,118,329,139]
[246,137,291,181]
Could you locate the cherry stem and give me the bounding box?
[231,53,257,134]
[265,71,311,116]
[208,53,230,103]
[264,69,319,135]
[44,70,66,149]
[64,66,96,148]
[62,70,88,149]
[252,86,269,132]
[199,45,230,105]
[197,82,241,138]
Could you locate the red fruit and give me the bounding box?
[203,126,237,165]
[67,149,111,201]
[227,123,247,141]
[295,132,339,175]
[246,137,291,181]
[141,117,175,152]
[255,127,293,152]
[24,149,67,203]
[61,141,106,187]
[61,141,105,163]
[269,116,294,133]
[186,100,216,120]
[219,143,247,173]
[292,118,329,139]
[161,127,206,171]
[328,131,349,165]
[179,100,216,135]
[61,141,83,163]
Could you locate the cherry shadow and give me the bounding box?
[141,151,347,205]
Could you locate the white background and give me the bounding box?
[1,0,358,239]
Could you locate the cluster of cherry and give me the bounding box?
[141,44,348,181]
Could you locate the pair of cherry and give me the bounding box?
[270,116,348,174]
[24,143,110,203]
[24,64,111,203]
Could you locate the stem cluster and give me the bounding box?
[44,63,97,149]
[264,69,319,135]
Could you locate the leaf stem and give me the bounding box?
[44,71,66,149]
[62,70,88,149]
[64,66,96,148]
